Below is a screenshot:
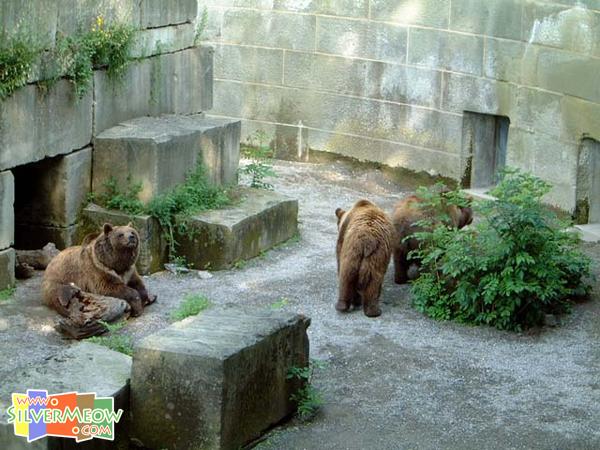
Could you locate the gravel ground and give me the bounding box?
[1,157,599,450]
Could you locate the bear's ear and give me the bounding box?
[335,208,345,219]
[126,222,133,227]
[103,223,113,235]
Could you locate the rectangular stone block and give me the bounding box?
[79,204,168,274]
[93,115,240,204]
[0,171,14,250]
[316,16,407,63]
[0,248,15,291]
[371,0,450,28]
[131,23,195,58]
[273,123,310,161]
[283,52,441,108]
[484,38,526,84]
[140,0,197,28]
[221,9,316,51]
[450,0,523,40]
[441,72,515,116]
[515,88,562,138]
[57,0,140,36]
[94,47,213,133]
[560,96,600,143]
[13,148,92,228]
[176,188,298,270]
[15,224,79,251]
[214,44,284,85]
[0,342,131,450]
[0,0,58,48]
[0,81,93,171]
[131,308,310,450]
[407,28,483,76]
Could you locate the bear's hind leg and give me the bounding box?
[336,279,356,313]
[362,277,383,318]
[393,245,409,285]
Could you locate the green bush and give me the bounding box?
[411,168,592,331]
[0,32,39,100]
[287,359,326,420]
[240,130,277,190]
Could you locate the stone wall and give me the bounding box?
[203,0,600,211]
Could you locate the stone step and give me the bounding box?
[92,115,241,204]
[131,307,310,450]
[0,342,132,450]
[176,188,299,270]
[571,224,600,243]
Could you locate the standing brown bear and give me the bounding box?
[392,194,473,284]
[42,223,157,324]
[335,199,394,317]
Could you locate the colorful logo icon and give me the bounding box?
[6,389,123,443]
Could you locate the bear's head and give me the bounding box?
[103,222,140,250]
[335,208,346,227]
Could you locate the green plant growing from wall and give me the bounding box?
[0,286,16,301]
[90,176,145,215]
[287,359,327,420]
[0,32,40,100]
[410,168,592,331]
[240,130,277,190]
[194,6,209,45]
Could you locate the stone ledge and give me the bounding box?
[176,188,299,270]
[131,307,310,450]
[0,248,15,291]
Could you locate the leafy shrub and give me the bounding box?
[90,176,144,215]
[411,168,592,331]
[0,32,39,100]
[87,320,133,355]
[240,130,277,190]
[0,286,16,301]
[170,294,211,321]
[287,359,326,420]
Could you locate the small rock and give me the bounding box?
[197,270,213,279]
[544,314,559,327]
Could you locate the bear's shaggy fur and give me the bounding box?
[392,194,473,284]
[42,223,156,319]
[335,199,394,318]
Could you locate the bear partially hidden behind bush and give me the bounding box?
[335,199,394,317]
[42,223,156,338]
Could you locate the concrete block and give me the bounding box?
[450,0,523,40]
[560,96,600,143]
[57,0,140,36]
[176,188,298,270]
[371,0,450,28]
[407,28,483,76]
[515,88,562,138]
[0,81,93,171]
[94,47,213,133]
[13,148,92,228]
[131,23,196,58]
[93,115,240,204]
[15,224,79,251]
[530,134,579,187]
[221,9,316,51]
[484,38,527,84]
[131,308,310,450]
[0,171,14,250]
[441,72,515,116]
[79,204,168,274]
[0,342,131,450]
[273,0,369,17]
[140,0,197,28]
[0,0,58,48]
[316,17,407,63]
[283,52,440,108]
[214,44,284,85]
[573,224,600,242]
[0,249,15,291]
[505,127,535,173]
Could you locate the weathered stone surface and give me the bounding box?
[15,224,79,251]
[560,96,600,143]
[484,38,526,84]
[0,249,15,291]
[0,342,131,450]
[408,28,483,76]
[131,23,196,58]
[0,0,58,48]
[13,148,92,228]
[131,308,310,450]
[58,0,140,36]
[94,47,213,133]
[93,115,240,204]
[176,188,298,270]
[214,44,284,85]
[450,0,523,40]
[140,0,197,28]
[371,0,450,27]
[316,17,407,63]
[515,88,562,138]
[273,123,310,161]
[575,138,600,224]
[79,204,168,275]
[441,73,515,116]
[0,81,93,171]
[0,171,14,251]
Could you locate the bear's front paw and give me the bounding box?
[364,306,382,318]
[335,301,350,312]
[144,294,157,306]
[128,297,144,317]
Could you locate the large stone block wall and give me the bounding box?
[203,0,600,211]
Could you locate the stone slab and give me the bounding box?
[0,171,15,250]
[139,0,197,28]
[572,224,600,243]
[131,23,196,58]
[93,47,213,133]
[176,188,299,270]
[14,224,79,251]
[0,342,131,450]
[0,248,15,291]
[93,115,240,204]
[0,81,93,171]
[131,307,310,450]
[79,204,168,275]
[13,148,92,229]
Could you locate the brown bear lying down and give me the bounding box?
[335,199,394,317]
[392,194,473,284]
[42,223,156,338]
